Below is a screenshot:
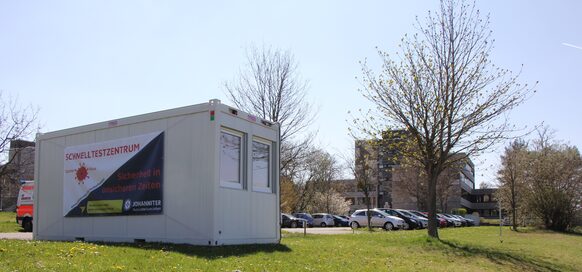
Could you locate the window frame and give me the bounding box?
[219,128,245,190]
[251,137,273,193]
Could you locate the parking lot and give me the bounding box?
[282,227,354,235]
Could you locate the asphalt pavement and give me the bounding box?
[0,232,32,240]
[282,227,354,235]
[0,228,352,241]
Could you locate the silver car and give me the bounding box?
[312,213,335,227]
[349,209,405,230]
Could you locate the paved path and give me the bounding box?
[1,228,354,240]
[282,227,354,235]
[0,232,33,240]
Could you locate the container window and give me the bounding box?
[252,138,271,192]
[220,129,244,189]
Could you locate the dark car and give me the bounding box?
[338,215,350,221]
[332,215,350,227]
[378,208,421,230]
[449,214,474,227]
[292,212,314,227]
[462,216,475,226]
[398,209,428,228]
[281,213,307,228]
[419,211,450,228]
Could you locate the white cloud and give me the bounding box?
[562,43,582,50]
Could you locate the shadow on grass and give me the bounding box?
[436,239,562,272]
[90,241,292,260]
[564,230,582,237]
[513,227,582,237]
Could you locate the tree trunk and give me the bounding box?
[427,171,439,239]
[366,193,372,231]
[511,182,517,231]
[362,188,372,231]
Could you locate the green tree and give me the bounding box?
[526,130,582,231]
[497,139,528,231]
[356,0,534,238]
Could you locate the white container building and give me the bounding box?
[33,99,280,245]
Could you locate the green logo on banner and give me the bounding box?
[87,200,123,214]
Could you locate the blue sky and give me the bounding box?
[1,1,581,185]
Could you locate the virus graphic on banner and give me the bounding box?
[75,162,91,184]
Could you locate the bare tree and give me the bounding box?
[280,176,298,213]
[307,189,351,216]
[225,45,315,177]
[292,148,342,213]
[0,92,39,210]
[392,163,426,210]
[356,0,534,238]
[393,157,466,212]
[352,140,378,231]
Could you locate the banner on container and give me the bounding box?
[63,132,164,217]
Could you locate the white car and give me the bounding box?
[312,213,335,227]
[349,209,405,230]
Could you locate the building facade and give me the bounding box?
[0,139,35,210]
[348,135,498,217]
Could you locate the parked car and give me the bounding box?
[415,211,455,228]
[281,213,307,228]
[337,215,350,221]
[434,213,455,227]
[440,213,462,227]
[292,212,314,227]
[397,209,429,229]
[312,213,335,227]
[448,214,468,226]
[377,208,420,230]
[349,209,405,230]
[450,214,475,227]
[403,210,433,228]
[332,215,350,227]
[464,217,476,226]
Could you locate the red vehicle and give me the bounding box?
[419,211,448,228]
[16,181,34,232]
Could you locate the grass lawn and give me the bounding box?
[0,226,580,271]
[0,212,21,233]
[480,218,501,225]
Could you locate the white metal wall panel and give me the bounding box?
[214,109,280,244]
[164,113,214,242]
[35,138,66,239]
[187,112,216,241]
[217,188,252,240]
[251,193,277,238]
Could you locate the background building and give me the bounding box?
[0,139,35,210]
[347,134,498,218]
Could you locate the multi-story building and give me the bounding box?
[0,139,35,210]
[348,133,498,218]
